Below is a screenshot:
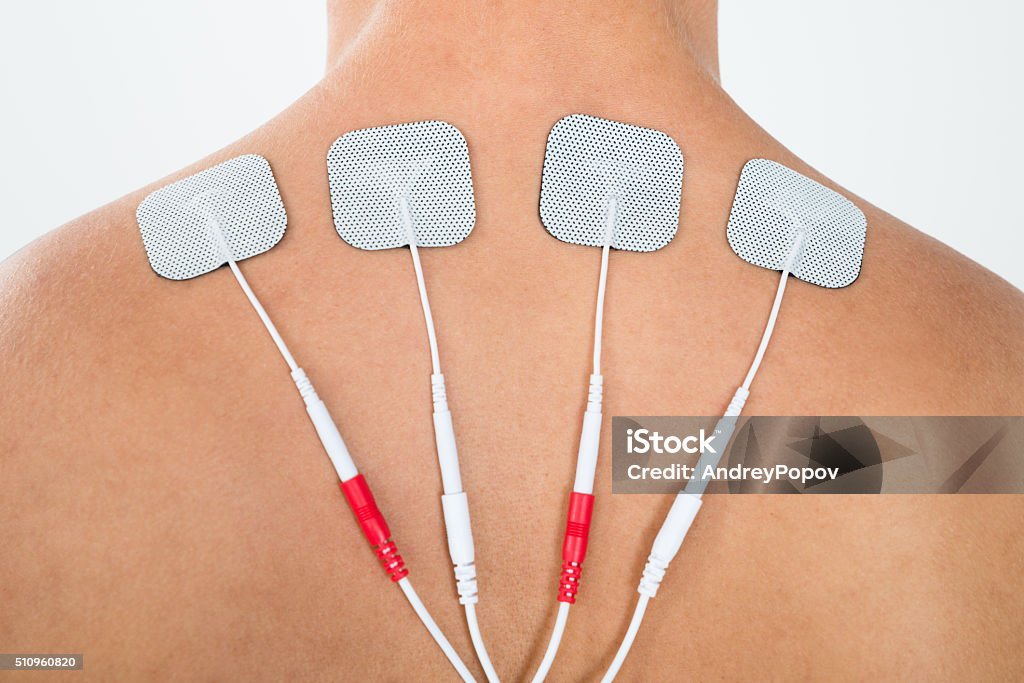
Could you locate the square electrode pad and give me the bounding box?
[727,159,867,288]
[327,120,476,250]
[539,114,683,252]
[136,154,287,280]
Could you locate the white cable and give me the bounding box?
[533,199,615,682]
[398,198,498,680]
[600,595,650,683]
[531,603,570,683]
[740,267,789,391]
[600,262,786,678]
[465,603,500,683]
[210,220,358,480]
[225,260,299,372]
[204,216,298,372]
[602,233,809,681]
[206,218,470,679]
[399,578,476,683]
[400,197,442,375]
[593,241,611,374]
[600,265,795,682]
[741,231,805,391]
[592,197,616,374]
[571,223,612,494]
[601,493,700,682]
[572,197,616,493]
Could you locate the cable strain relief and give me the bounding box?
[431,372,449,412]
[587,373,604,410]
[726,386,750,417]
[558,561,583,604]
[291,367,318,405]
[375,540,409,583]
[453,562,479,605]
[638,553,670,598]
[642,494,701,595]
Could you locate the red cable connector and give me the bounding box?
[558,492,594,603]
[340,474,409,582]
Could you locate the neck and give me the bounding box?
[325,1,720,84]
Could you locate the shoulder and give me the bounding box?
[841,205,1024,412]
[0,198,153,440]
[0,138,287,385]
[692,139,1024,414]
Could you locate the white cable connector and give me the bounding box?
[213,237,472,679]
[202,215,474,680]
[404,194,497,681]
[442,492,478,604]
[572,374,604,495]
[602,234,804,681]
[432,373,496,680]
[638,494,702,598]
[602,493,703,682]
[432,373,464,494]
[683,388,748,498]
[725,386,750,418]
[602,396,751,682]
[291,368,359,482]
[432,374,479,604]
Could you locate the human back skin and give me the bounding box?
[2,1,1023,681]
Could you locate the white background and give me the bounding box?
[1,1,1022,290]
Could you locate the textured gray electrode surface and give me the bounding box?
[136,154,287,280]
[327,120,476,250]
[727,159,867,288]
[539,114,684,252]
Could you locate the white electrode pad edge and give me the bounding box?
[136,154,287,280]
[539,114,684,252]
[327,120,476,250]
[727,159,867,288]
